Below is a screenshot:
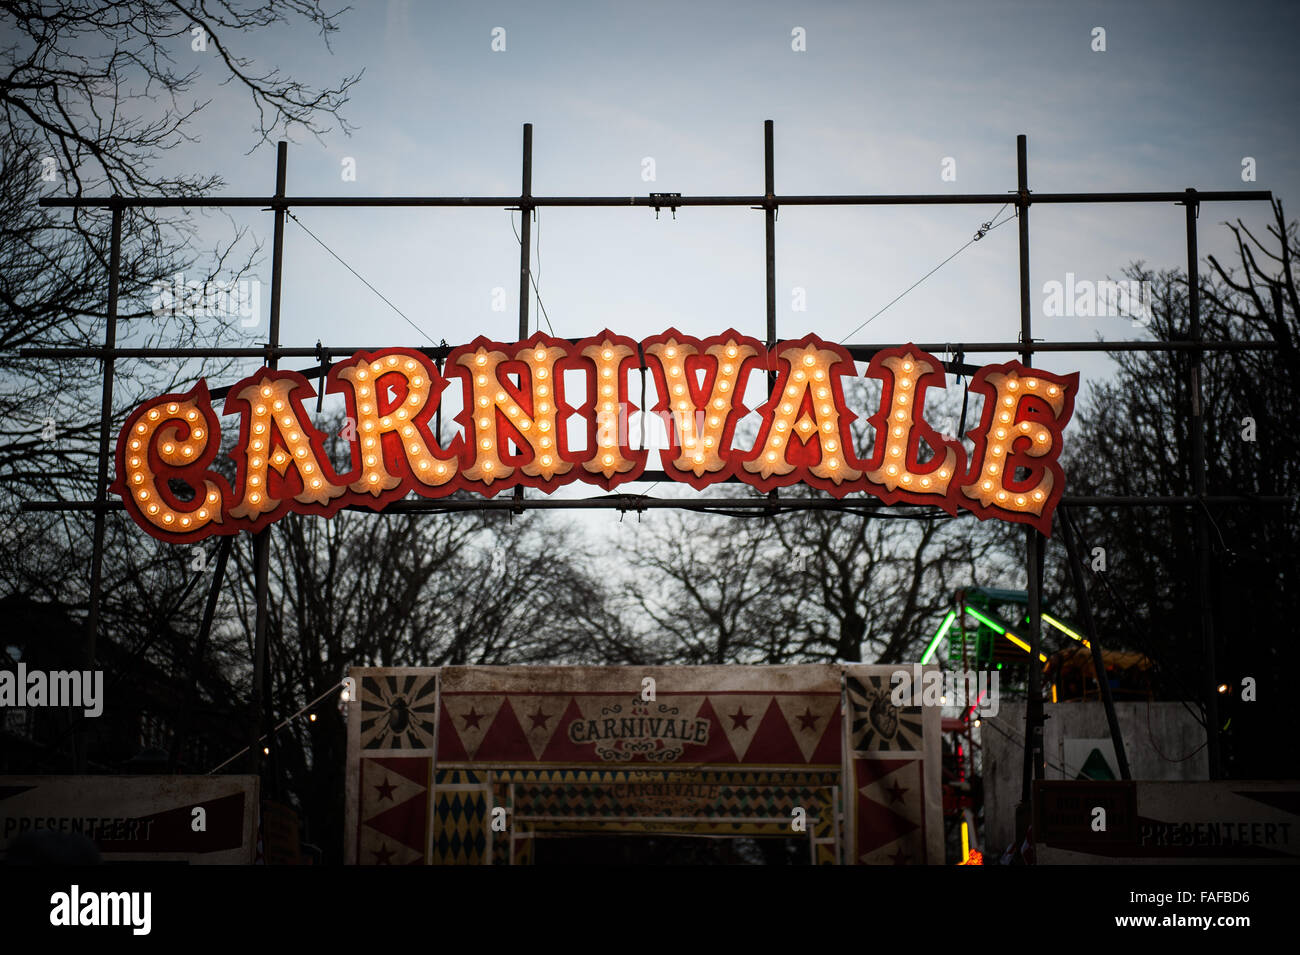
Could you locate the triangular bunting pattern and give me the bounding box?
[809,705,844,765]
[440,695,505,761]
[691,697,736,762]
[774,695,841,763]
[506,695,567,760]
[361,760,426,824]
[358,756,428,865]
[744,698,806,764]
[539,697,593,762]
[707,694,770,762]
[475,695,535,762]
[856,757,923,863]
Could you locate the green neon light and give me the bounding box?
[966,605,1047,662]
[964,605,1006,634]
[921,610,956,664]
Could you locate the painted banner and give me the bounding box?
[1034,780,1300,863]
[345,665,942,865]
[0,775,258,864]
[844,665,944,865]
[113,332,1079,543]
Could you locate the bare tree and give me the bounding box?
[1,0,360,500]
[620,374,1012,666]
[620,502,799,664]
[231,505,632,862]
[1046,202,1299,778]
[0,0,363,783]
[0,502,248,772]
[771,503,1002,663]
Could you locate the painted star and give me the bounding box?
[375,778,397,801]
[889,846,909,865]
[885,780,908,804]
[462,707,484,729]
[529,707,549,729]
[796,707,819,732]
[372,843,395,865]
[729,707,752,730]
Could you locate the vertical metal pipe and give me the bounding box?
[1017,135,1033,365]
[1058,509,1132,779]
[519,123,533,339]
[1023,533,1045,781]
[958,588,974,798]
[435,357,444,446]
[958,588,967,674]
[267,143,287,365]
[249,533,271,771]
[764,121,780,505]
[514,124,533,511]
[79,200,122,772]
[171,535,233,771]
[1017,134,1047,813]
[249,142,287,774]
[1185,189,1221,778]
[764,120,777,369]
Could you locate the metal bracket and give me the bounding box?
[314,339,330,413]
[650,192,682,219]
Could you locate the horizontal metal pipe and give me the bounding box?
[37,190,1272,210]
[18,494,1290,514]
[1029,191,1272,204]
[20,347,299,359]
[17,340,1283,361]
[34,194,1005,208]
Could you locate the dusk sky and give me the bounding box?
[89,0,1299,486]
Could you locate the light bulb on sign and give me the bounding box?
[109,336,1078,540]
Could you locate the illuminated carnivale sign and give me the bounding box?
[112,330,1079,542]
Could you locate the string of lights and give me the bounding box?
[206,678,348,775]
